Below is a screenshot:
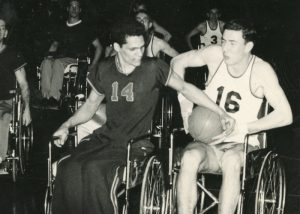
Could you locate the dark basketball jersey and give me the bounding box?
[0,47,26,100]
[87,56,170,148]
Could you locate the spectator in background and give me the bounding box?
[135,10,178,58]
[40,0,102,106]
[130,0,172,42]
[186,7,225,50]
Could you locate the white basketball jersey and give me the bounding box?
[200,21,222,49]
[205,56,265,146]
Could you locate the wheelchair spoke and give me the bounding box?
[255,152,285,214]
[140,157,166,214]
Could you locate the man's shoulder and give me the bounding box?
[141,57,168,70]
[253,56,273,73]
[252,56,275,80]
[99,57,115,69]
[197,21,207,32]
[141,57,159,65]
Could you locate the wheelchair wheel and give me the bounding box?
[140,156,166,214]
[254,151,286,214]
[18,124,33,174]
[12,158,17,182]
[165,170,178,214]
[44,187,53,214]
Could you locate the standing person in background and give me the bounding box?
[40,0,102,107]
[130,0,172,42]
[0,17,31,171]
[186,7,225,50]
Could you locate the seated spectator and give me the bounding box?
[40,0,102,106]
[0,17,31,171]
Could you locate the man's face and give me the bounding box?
[221,30,250,65]
[116,35,145,67]
[0,20,7,42]
[68,1,81,18]
[207,8,220,21]
[136,12,152,31]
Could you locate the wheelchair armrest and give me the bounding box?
[171,127,185,134]
[127,131,151,146]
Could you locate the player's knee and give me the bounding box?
[180,149,205,172]
[221,152,242,173]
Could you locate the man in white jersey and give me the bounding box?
[186,7,225,50]
[172,19,293,214]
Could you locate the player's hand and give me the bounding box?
[53,125,69,148]
[220,112,235,136]
[225,121,249,143]
[209,113,235,145]
[22,107,32,126]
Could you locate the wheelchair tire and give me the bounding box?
[140,156,166,214]
[165,170,178,214]
[12,158,17,183]
[254,151,286,214]
[18,124,33,174]
[44,187,52,214]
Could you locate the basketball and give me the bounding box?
[188,106,224,144]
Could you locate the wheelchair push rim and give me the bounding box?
[140,155,166,214]
[255,151,286,214]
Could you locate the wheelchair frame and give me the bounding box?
[6,82,33,182]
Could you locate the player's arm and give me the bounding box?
[185,23,205,50]
[171,46,222,79]
[53,89,104,147]
[219,20,225,33]
[167,71,235,134]
[90,38,103,68]
[170,46,223,131]
[158,38,179,58]
[15,66,31,126]
[247,63,293,134]
[152,21,172,42]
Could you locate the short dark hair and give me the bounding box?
[224,19,257,43]
[111,17,146,46]
[68,0,81,7]
[130,0,147,14]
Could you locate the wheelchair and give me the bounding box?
[44,94,170,214]
[36,57,91,113]
[6,83,33,182]
[139,100,286,214]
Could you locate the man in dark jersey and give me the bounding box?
[52,18,234,214]
[40,0,102,104]
[0,17,31,170]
